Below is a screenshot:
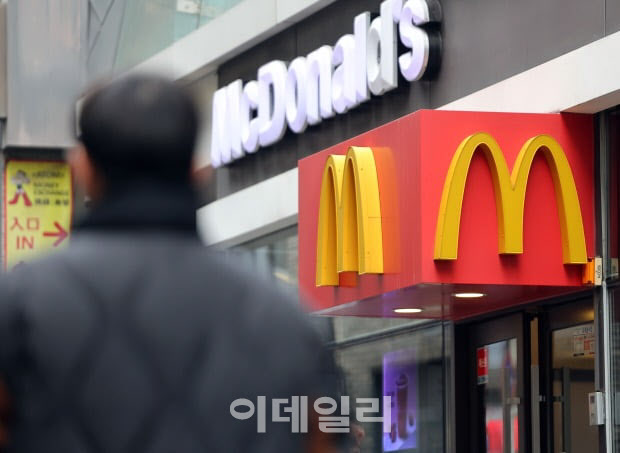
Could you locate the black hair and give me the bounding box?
[78,75,199,186]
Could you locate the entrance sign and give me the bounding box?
[211,0,442,167]
[572,324,595,357]
[298,111,595,319]
[4,161,72,270]
[434,133,587,264]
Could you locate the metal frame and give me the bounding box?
[596,110,614,451]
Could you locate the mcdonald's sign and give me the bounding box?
[434,133,587,264]
[315,147,384,286]
[298,110,595,319]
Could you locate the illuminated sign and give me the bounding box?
[315,147,384,286]
[211,0,442,167]
[314,132,588,289]
[299,111,594,317]
[434,133,587,264]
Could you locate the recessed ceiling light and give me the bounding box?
[393,308,423,314]
[453,292,486,299]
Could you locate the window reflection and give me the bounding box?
[115,0,244,71]
[234,226,298,294]
[482,339,518,453]
[551,323,597,453]
[333,322,445,452]
[233,229,445,452]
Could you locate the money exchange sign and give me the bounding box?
[4,160,72,270]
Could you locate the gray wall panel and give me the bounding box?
[6,0,86,148]
[606,0,620,35]
[431,0,605,107]
[0,4,6,119]
[209,0,609,202]
[5,0,131,147]
[87,0,128,81]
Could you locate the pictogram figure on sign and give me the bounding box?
[8,170,32,207]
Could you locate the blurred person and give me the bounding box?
[0,75,341,453]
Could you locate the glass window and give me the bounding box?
[609,286,620,453]
[114,0,244,72]
[233,226,298,294]
[480,338,519,453]
[608,288,620,451]
[332,316,429,343]
[198,0,241,25]
[551,323,597,453]
[609,110,620,275]
[232,229,445,453]
[331,321,446,453]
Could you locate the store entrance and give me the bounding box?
[464,313,527,453]
[540,299,597,453]
[456,298,598,453]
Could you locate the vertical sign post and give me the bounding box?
[4,160,72,270]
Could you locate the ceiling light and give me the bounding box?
[453,292,485,299]
[393,308,423,314]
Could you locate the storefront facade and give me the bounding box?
[296,105,602,452]
[180,0,620,451]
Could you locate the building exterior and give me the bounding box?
[4,0,620,452]
[183,1,620,452]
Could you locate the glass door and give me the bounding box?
[540,299,597,453]
[468,313,527,453]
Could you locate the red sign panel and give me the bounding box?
[298,110,595,320]
[477,347,489,385]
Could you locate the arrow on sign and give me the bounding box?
[43,222,68,247]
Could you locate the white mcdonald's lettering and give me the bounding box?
[211,0,442,168]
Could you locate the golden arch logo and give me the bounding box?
[315,147,384,286]
[434,133,587,264]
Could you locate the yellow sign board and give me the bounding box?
[4,160,73,270]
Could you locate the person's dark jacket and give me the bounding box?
[0,183,333,453]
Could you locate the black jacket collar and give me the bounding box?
[77,181,198,234]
